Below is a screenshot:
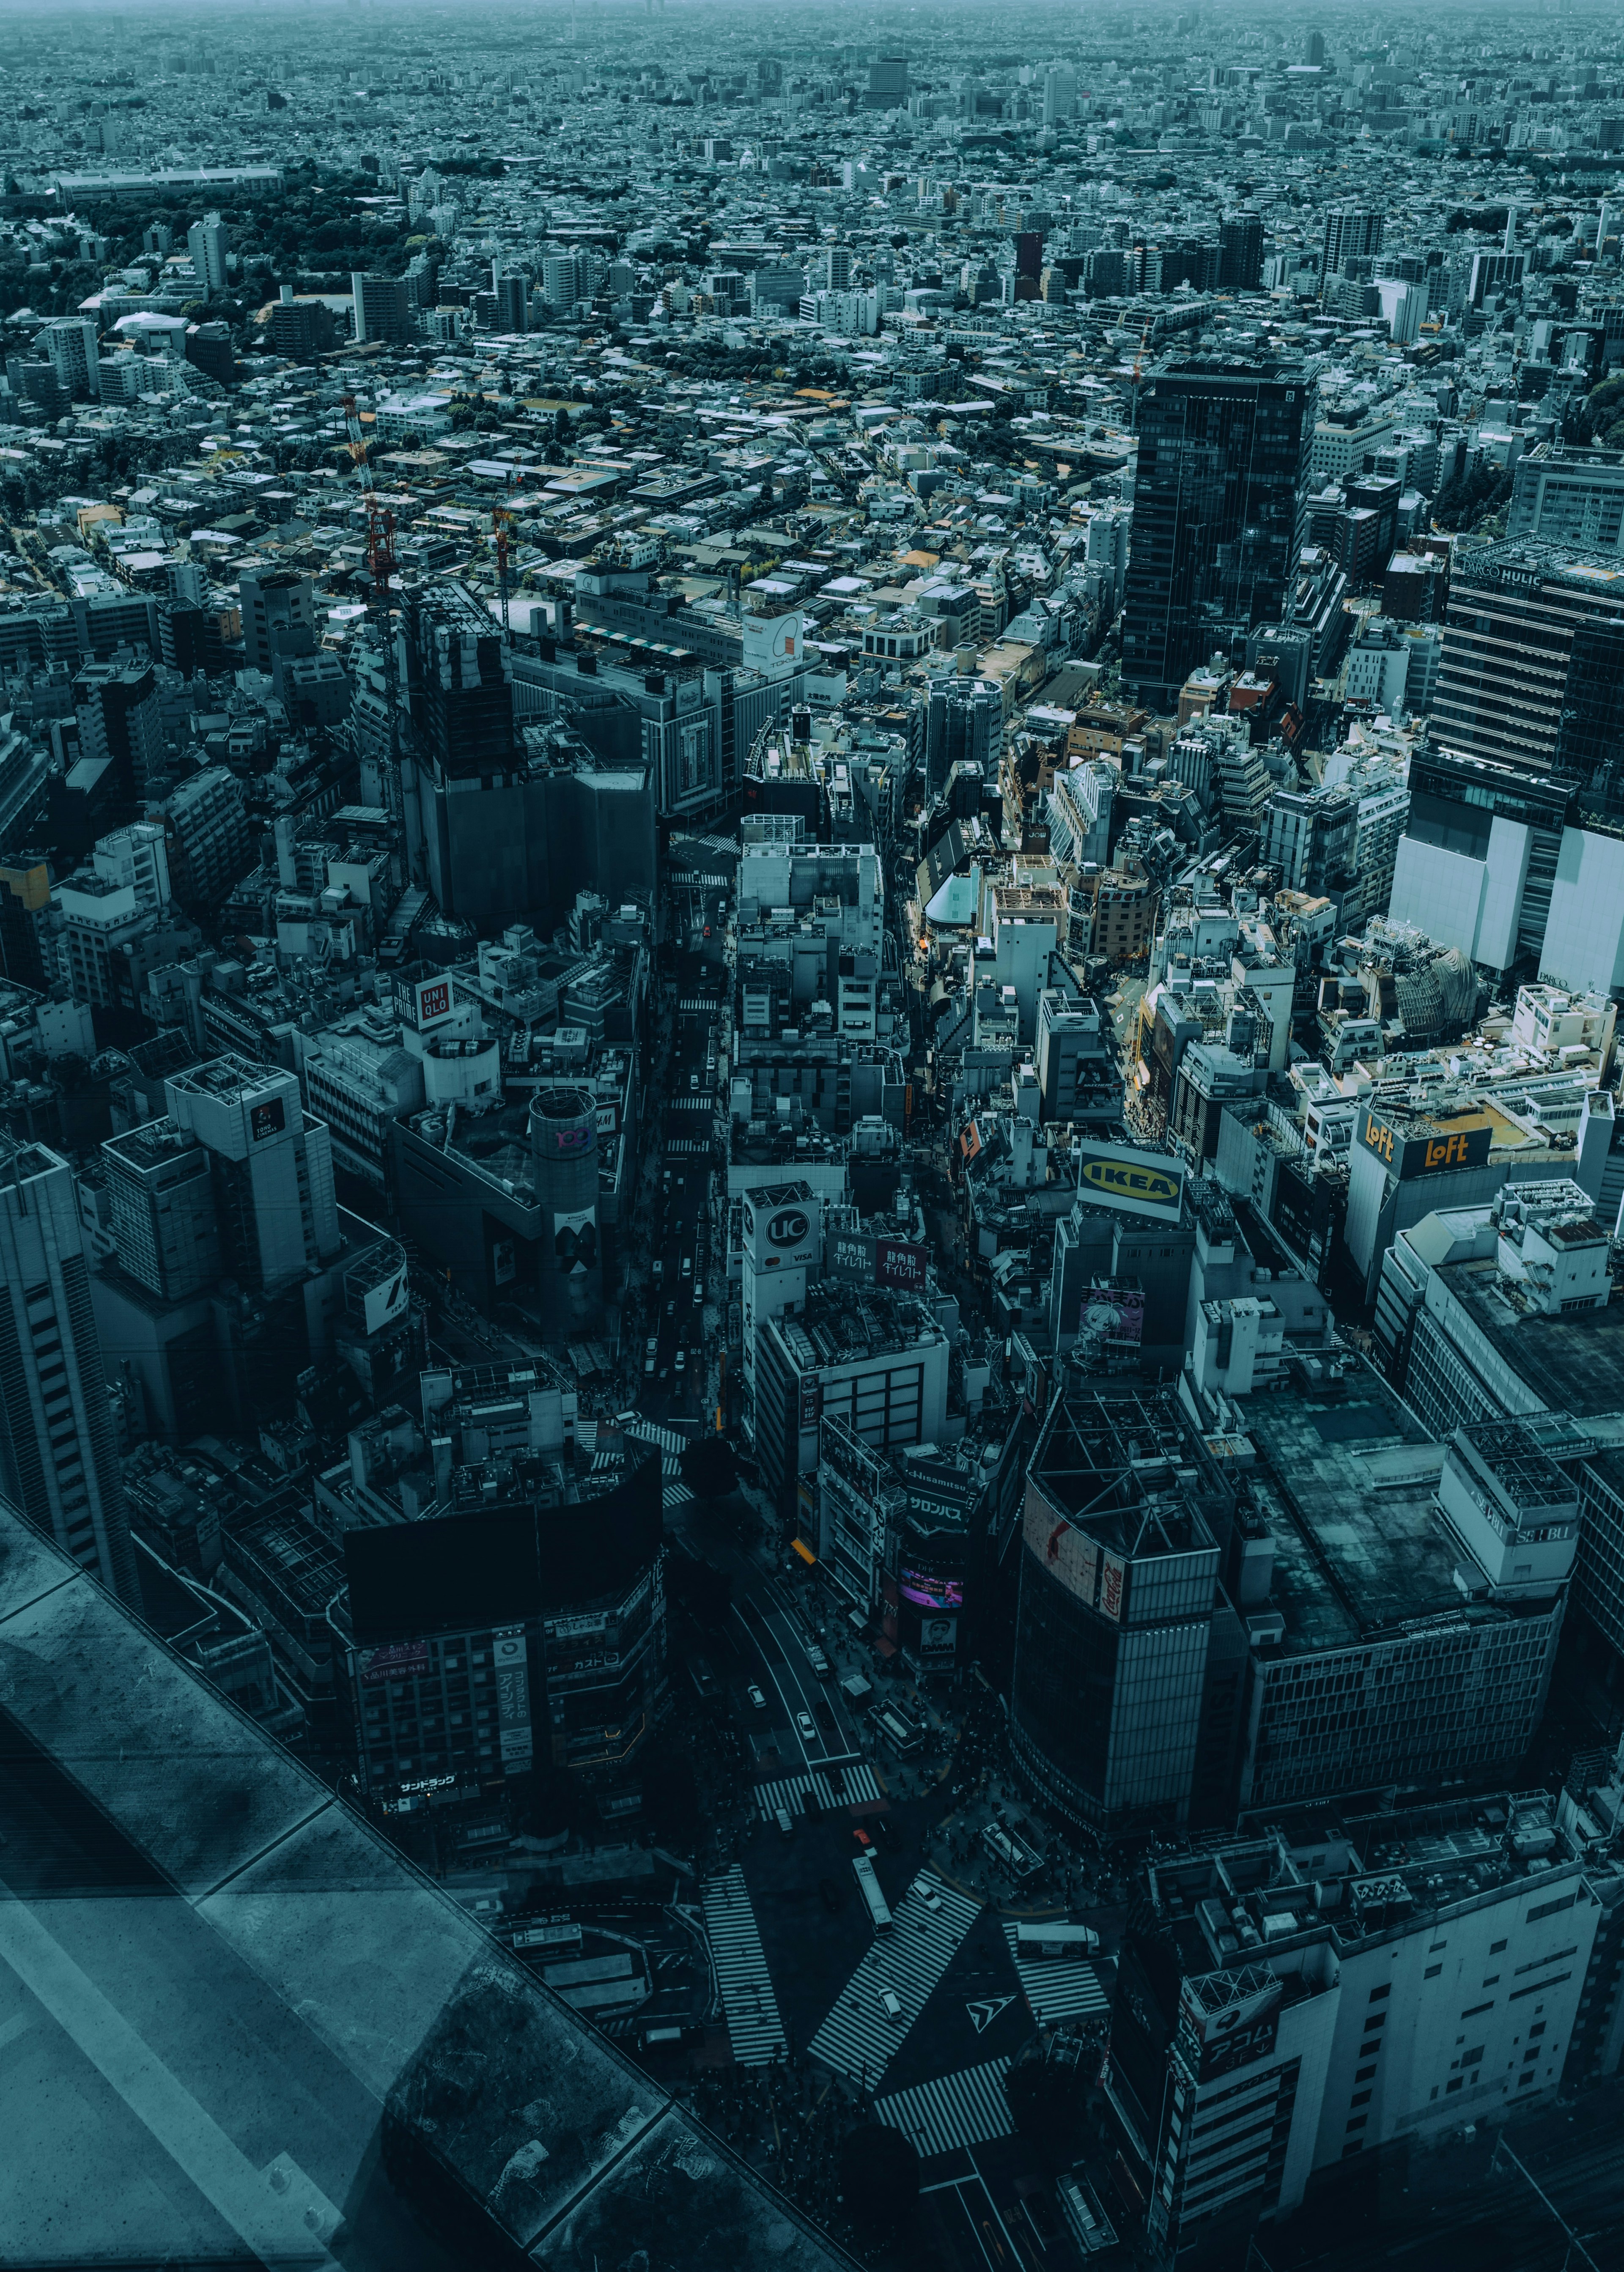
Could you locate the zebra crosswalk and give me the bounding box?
[664,1483,694,1512]
[672,1096,713,1111]
[806,1870,980,2089]
[679,998,724,1013]
[664,1138,710,1156]
[873,2057,1015,2161]
[702,1866,787,2066]
[624,1418,690,1456]
[753,1764,883,1818]
[1002,1923,1109,2026]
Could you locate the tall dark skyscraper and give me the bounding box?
[1218,211,1265,290]
[0,1134,138,1605]
[1121,358,1315,711]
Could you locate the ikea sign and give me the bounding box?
[1074,1142,1185,1225]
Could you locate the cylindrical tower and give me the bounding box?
[529,1087,600,1276]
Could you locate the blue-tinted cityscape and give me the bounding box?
[1,3,1624,2267]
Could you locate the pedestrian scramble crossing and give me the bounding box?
[623,1418,690,1457]
[1003,1922,1109,2026]
[702,1866,787,2066]
[873,2058,1015,2160]
[753,1764,883,1818]
[806,1870,980,2088]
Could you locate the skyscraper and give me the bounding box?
[1320,206,1385,278]
[186,211,230,294]
[101,1120,222,1302]
[1218,212,1264,291]
[0,1134,138,1605]
[1122,358,1315,711]
[350,271,414,345]
[163,1056,339,1295]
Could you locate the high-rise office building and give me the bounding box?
[239,569,315,675]
[1320,206,1385,278]
[1431,540,1624,804]
[38,317,101,401]
[867,54,908,107]
[925,674,1002,796]
[101,1120,222,1303]
[1122,359,1314,711]
[163,1056,339,1295]
[1218,212,1265,291]
[350,271,414,345]
[186,211,230,293]
[0,1133,138,1605]
[492,272,528,332]
[1010,1380,1224,1835]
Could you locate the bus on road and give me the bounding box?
[852,1852,892,1931]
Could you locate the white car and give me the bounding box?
[796,1711,817,1742]
[747,1684,767,1710]
[879,1989,903,2022]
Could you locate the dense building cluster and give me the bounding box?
[3,5,1624,2269]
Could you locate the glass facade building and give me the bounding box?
[1122,358,1315,711]
[1010,1380,1223,1835]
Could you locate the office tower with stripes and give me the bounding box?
[0,1135,138,1606]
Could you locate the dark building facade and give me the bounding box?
[1122,359,1314,711]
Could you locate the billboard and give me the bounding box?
[411,975,454,1030]
[552,1205,598,1272]
[361,1639,428,1685]
[1074,1141,1184,1224]
[743,1187,820,1272]
[250,1095,286,1142]
[919,1613,958,1661]
[1178,1974,1283,2083]
[900,1568,964,1611]
[1023,1482,1099,1608]
[1100,1550,1127,1623]
[493,1625,533,1770]
[960,1120,983,1163]
[1358,1109,1494,1182]
[829,1229,873,1282]
[361,1258,410,1336]
[798,1376,823,1432]
[741,608,804,669]
[1081,1281,1144,1345]
[875,1238,928,1294]
[595,1100,620,1139]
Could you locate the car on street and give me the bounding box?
[878,1989,903,2022]
[675,1349,686,1374]
[796,1710,817,1743]
[665,1298,676,1318]
[747,1684,767,1710]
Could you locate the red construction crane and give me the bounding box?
[343,395,401,789]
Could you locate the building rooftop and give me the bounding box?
[1436,1252,1624,1421]
[1236,1363,1464,1653]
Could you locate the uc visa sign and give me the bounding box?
[1359,1109,1493,1183]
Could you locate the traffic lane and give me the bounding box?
[744,1604,859,1765]
[731,1603,834,1768]
[756,1602,861,1753]
[920,2176,1027,2272]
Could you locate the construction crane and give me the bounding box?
[489,470,524,641]
[1128,319,1153,434]
[343,394,403,815]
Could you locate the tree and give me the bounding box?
[839,2124,919,2242]
[680,1435,738,1504]
[1004,2053,1088,2165]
